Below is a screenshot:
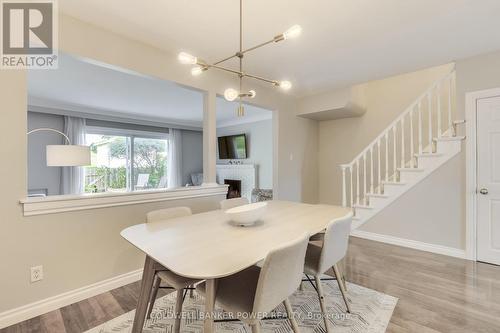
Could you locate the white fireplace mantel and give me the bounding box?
[216,164,256,200]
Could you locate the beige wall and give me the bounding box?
[0,14,318,315]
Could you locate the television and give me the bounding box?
[218,134,247,159]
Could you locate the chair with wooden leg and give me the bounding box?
[303,213,353,333]
[145,207,202,333]
[305,234,348,292]
[197,233,310,333]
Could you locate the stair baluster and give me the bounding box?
[385,132,389,182]
[377,140,381,194]
[356,159,360,205]
[448,74,453,133]
[341,166,347,207]
[363,152,367,204]
[418,101,423,154]
[410,108,414,167]
[349,165,353,207]
[437,83,442,138]
[428,93,433,153]
[401,118,405,168]
[392,126,397,179]
[370,147,374,195]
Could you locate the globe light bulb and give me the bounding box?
[283,25,302,40]
[191,66,204,76]
[224,88,239,102]
[279,80,292,90]
[248,90,256,98]
[178,52,197,65]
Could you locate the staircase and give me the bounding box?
[339,70,465,229]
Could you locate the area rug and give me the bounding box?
[85,280,397,333]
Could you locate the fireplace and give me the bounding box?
[224,179,242,199]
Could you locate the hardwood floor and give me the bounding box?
[3,237,500,333]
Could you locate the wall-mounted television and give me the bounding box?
[218,134,247,159]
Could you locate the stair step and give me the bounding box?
[366,192,388,198]
[397,168,424,172]
[381,181,406,186]
[415,153,443,158]
[353,204,374,210]
[433,136,466,142]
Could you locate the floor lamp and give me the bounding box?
[27,128,91,166]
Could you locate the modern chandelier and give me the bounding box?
[178,0,302,117]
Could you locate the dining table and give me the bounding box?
[120,200,352,333]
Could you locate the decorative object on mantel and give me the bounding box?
[84,280,397,333]
[225,201,268,226]
[251,188,273,203]
[177,0,301,117]
[190,173,204,186]
[27,128,91,166]
[228,160,243,165]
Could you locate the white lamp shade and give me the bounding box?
[46,145,91,167]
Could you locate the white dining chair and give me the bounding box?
[145,206,202,333]
[197,233,310,333]
[220,197,249,210]
[303,214,353,333]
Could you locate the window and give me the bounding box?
[84,129,168,193]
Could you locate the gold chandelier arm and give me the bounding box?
[208,64,242,76]
[209,35,283,66]
[243,73,278,85]
[207,63,278,86]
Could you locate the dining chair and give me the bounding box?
[303,232,348,292]
[145,206,202,333]
[197,233,310,333]
[303,214,353,333]
[220,197,249,210]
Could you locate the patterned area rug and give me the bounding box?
[86,280,397,333]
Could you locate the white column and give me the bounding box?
[202,91,217,185]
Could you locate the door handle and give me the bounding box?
[479,188,489,195]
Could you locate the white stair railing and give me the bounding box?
[340,70,456,208]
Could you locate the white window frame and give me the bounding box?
[85,125,169,193]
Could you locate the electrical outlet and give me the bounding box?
[30,265,43,283]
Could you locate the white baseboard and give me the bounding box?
[350,229,467,259]
[0,269,143,329]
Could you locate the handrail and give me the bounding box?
[339,69,457,209]
[341,71,454,168]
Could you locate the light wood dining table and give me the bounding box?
[121,200,351,333]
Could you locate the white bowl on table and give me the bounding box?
[225,201,268,226]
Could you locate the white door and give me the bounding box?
[477,96,500,265]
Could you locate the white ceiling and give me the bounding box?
[59,0,500,95]
[28,53,272,128]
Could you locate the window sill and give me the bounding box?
[20,185,228,216]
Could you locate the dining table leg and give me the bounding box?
[203,278,217,333]
[131,256,156,333]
